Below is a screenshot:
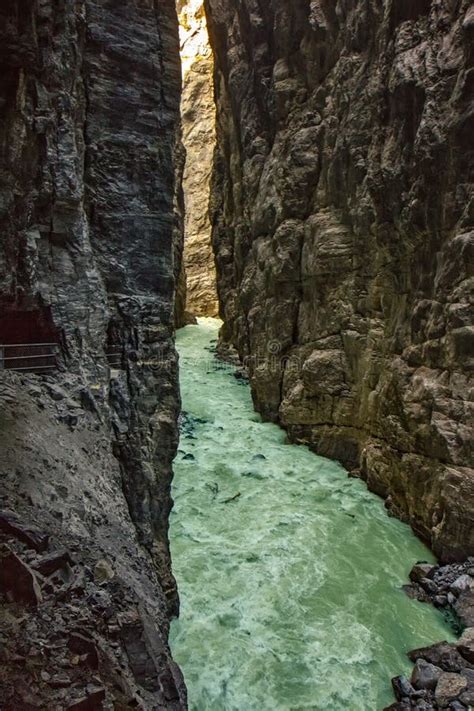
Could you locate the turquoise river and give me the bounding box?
[170,319,452,711]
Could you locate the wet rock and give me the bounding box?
[0,545,42,606]
[410,564,438,584]
[0,510,49,552]
[392,675,416,701]
[411,659,443,691]
[403,584,432,603]
[420,578,439,595]
[159,668,180,701]
[120,611,165,692]
[457,628,474,664]
[409,643,467,673]
[384,701,412,710]
[435,673,468,707]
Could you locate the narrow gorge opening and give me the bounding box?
[177,0,219,321]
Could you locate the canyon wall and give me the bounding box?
[178,0,219,318]
[205,0,474,562]
[0,1,186,708]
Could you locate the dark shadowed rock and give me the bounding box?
[392,675,416,701]
[32,549,73,576]
[67,686,106,711]
[383,701,412,711]
[68,633,99,670]
[410,564,438,584]
[0,545,42,606]
[0,510,49,552]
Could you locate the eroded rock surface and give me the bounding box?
[178,0,219,318]
[0,1,186,707]
[205,0,474,561]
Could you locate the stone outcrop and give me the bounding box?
[205,0,474,562]
[0,1,186,707]
[386,612,474,710]
[178,0,219,318]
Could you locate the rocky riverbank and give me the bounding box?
[386,561,474,710]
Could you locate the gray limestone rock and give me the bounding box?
[205,0,474,563]
[0,0,186,708]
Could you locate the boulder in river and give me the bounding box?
[411,659,443,691]
[457,628,474,664]
[434,672,468,707]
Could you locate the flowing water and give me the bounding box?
[170,319,452,711]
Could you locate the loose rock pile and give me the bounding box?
[0,510,185,710]
[385,561,474,710]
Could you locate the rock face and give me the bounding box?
[205,0,474,561]
[178,0,219,318]
[0,1,186,708]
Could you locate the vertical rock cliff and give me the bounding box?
[205,0,474,561]
[0,1,186,708]
[178,0,219,318]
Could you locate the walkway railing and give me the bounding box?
[0,343,60,373]
[105,349,123,368]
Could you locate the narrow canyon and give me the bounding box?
[0,1,472,710]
